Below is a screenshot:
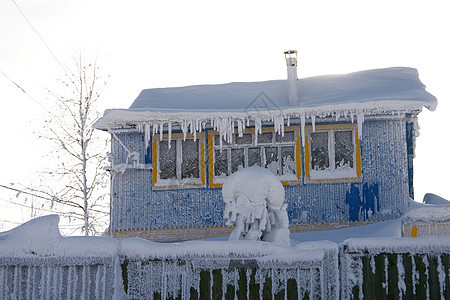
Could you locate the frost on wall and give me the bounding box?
[222,166,290,246]
[108,117,411,234]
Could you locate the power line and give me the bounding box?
[0,68,52,112]
[0,219,22,225]
[0,184,109,215]
[10,0,73,79]
[0,69,26,93]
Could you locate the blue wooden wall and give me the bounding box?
[109,118,409,231]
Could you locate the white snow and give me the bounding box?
[222,166,290,245]
[94,67,437,158]
[402,195,450,223]
[0,215,120,257]
[423,193,450,205]
[2,202,450,299]
[128,67,436,112]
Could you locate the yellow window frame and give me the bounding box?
[208,126,302,188]
[152,132,206,189]
[304,123,361,183]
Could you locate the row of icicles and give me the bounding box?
[135,112,366,149]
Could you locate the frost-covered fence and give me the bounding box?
[0,257,116,299]
[340,237,450,299]
[120,240,339,300]
[0,215,121,299]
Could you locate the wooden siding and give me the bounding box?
[109,118,409,235]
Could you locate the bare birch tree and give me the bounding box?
[14,57,110,236]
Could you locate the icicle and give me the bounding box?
[300,113,306,147]
[411,254,417,295]
[335,111,340,121]
[287,115,290,126]
[159,123,164,141]
[229,119,234,144]
[350,113,355,123]
[237,120,243,137]
[356,112,364,140]
[255,118,262,135]
[152,124,156,136]
[168,122,172,149]
[193,120,197,141]
[183,120,187,141]
[397,255,406,298]
[144,124,151,148]
[311,114,316,132]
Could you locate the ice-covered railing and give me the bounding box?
[4,215,450,299]
[0,215,339,299]
[0,215,121,299]
[121,238,339,299]
[340,236,450,299]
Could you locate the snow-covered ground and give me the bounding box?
[1,195,449,256]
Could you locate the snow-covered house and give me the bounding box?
[95,51,437,241]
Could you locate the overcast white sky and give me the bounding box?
[0,0,449,230]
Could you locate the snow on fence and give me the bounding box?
[340,236,450,299]
[0,257,117,299]
[3,216,450,299]
[120,239,339,300]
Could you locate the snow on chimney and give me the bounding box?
[284,50,299,106]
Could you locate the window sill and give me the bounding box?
[153,178,205,190]
[305,176,361,184]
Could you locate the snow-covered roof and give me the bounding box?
[130,67,436,112]
[95,67,436,133]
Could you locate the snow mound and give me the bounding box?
[423,193,450,205]
[0,215,62,256]
[0,215,120,257]
[404,205,450,223]
[222,166,290,246]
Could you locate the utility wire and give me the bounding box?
[0,68,52,112]
[0,219,22,225]
[10,0,73,79]
[0,184,109,215]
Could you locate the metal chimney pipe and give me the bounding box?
[284,50,299,106]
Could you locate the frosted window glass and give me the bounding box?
[231,148,244,173]
[258,132,273,144]
[334,130,354,169]
[276,131,295,143]
[310,132,329,171]
[281,146,296,175]
[235,133,252,145]
[264,147,279,175]
[214,135,230,146]
[248,147,261,167]
[159,141,177,179]
[214,149,228,177]
[181,139,199,179]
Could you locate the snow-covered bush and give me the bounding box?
[222,166,290,246]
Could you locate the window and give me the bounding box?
[208,127,301,187]
[152,133,205,188]
[304,124,361,183]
